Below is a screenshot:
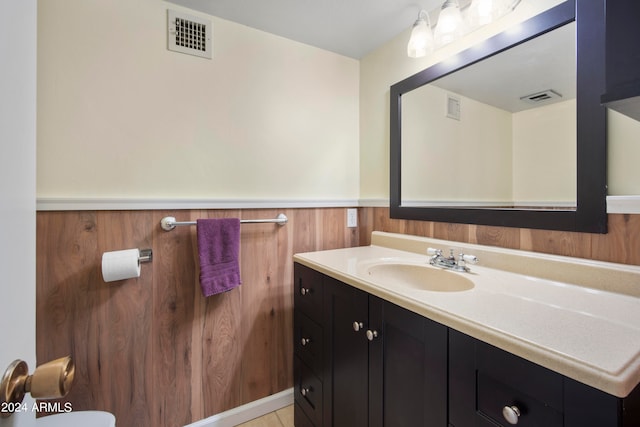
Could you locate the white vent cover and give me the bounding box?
[446,94,461,120]
[167,10,212,59]
[520,89,562,104]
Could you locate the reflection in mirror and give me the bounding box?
[401,22,576,209]
[390,0,608,233]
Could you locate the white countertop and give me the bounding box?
[293,232,640,398]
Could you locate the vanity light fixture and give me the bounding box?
[407,0,522,58]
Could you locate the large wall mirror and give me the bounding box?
[390,0,608,233]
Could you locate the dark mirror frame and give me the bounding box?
[390,0,608,233]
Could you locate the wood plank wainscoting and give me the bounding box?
[360,208,640,265]
[36,207,639,427]
[36,208,358,427]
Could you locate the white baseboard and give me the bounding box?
[183,388,293,427]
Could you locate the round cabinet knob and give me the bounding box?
[366,330,379,341]
[301,387,311,397]
[502,405,521,425]
[300,287,310,296]
[353,321,364,332]
[301,338,310,346]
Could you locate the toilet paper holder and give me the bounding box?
[139,249,152,263]
[0,356,75,418]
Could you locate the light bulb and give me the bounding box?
[434,0,466,47]
[407,16,434,58]
[468,0,495,28]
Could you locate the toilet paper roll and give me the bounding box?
[101,249,141,282]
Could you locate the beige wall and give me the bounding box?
[512,99,576,204]
[401,84,513,203]
[608,110,640,195]
[37,0,640,205]
[37,0,359,202]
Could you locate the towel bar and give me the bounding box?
[160,213,288,231]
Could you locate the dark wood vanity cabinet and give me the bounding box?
[294,263,448,427]
[294,263,640,427]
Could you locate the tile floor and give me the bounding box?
[235,404,294,427]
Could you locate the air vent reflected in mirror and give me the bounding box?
[520,89,562,104]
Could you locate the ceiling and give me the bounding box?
[431,21,575,112]
[164,0,443,59]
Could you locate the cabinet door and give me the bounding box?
[369,298,448,427]
[324,276,369,427]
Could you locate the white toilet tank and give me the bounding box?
[36,411,115,427]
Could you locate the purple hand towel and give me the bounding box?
[197,218,242,297]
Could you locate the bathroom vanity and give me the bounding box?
[292,232,640,427]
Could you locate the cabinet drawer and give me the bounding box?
[450,330,565,427]
[294,263,323,323]
[477,340,563,409]
[294,356,323,427]
[476,340,563,427]
[294,310,323,374]
[477,372,562,427]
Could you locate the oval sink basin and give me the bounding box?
[362,262,474,292]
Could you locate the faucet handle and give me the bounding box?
[459,253,478,264]
[427,247,442,256]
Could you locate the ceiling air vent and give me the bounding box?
[520,89,562,105]
[167,10,212,59]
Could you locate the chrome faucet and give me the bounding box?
[427,248,478,272]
